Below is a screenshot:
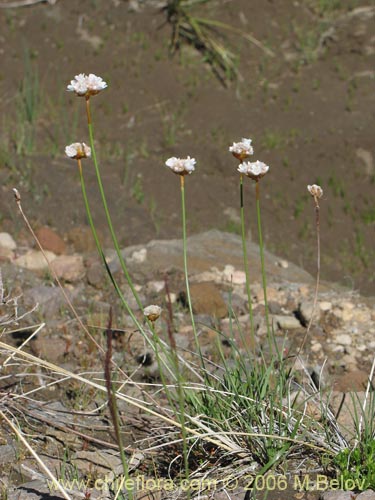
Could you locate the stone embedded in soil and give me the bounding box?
[272,314,301,330]
[299,300,320,325]
[67,225,101,253]
[31,336,67,362]
[24,285,69,317]
[86,259,106,288]
[320,491,361,500]
[14,249,57,271]
[0,246,14,261]
[34,226,66,255]
[50,254,85,282]
[0,444,17,464]
[334,333,352,346]
[0,232,16,250]
[356,491,375,500]
[189,282,228,318]
[332,370,369,392]
[356,148,374,177]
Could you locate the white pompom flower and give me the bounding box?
[144,305,162,322]
[67,73,108,97]
[307,184,323,199]
[65,142,91,160]
[165,156,196,176]
[229,138,254,161]
[238,160,269,181]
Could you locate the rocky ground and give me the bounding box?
[0,226,374,499]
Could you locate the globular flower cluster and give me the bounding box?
[165,156,196,176]
[230,137,270,181]
[65,142,91,160]
[67,73,107,97]
[238,160,269,181]
[229,138,254,161]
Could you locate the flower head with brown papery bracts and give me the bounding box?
[65,142,91,160]
[229,138,254,162]
[307,184,323,199]
[144,305,162,322]
[165,156,196,176]
[238,160,269,181]
[67,73,107,97]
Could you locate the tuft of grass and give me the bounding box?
[164,0,274,85]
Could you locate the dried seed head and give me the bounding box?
[144,305,162,322]
[307,184,323,199]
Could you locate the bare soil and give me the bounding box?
[0,0,374,296]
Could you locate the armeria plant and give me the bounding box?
[6,72,374,498]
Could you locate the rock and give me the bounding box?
[14,250,56,271]
[31,336,67,362]
[147,280,165,293]
[50,255,85,282]
[333,370,370,392]
[299,301,320,325]
[67,226,100,253]
[0,246,14,261]
[356,148,374,176]
[0,232,16,250]
[0,444,17,464]
[320,301,332,312]
[129,248,147,263]
[86,261,105,288]
[24,285,67,317]
[74,449,123,477]
[356,491,375,500]
[272,315,301,330]
[311,342,322,353]
[189,282,227,318]
[335,333,352,346]
[34,226,66,255]
[320,491,358,500]
[7,480,67,500]
[118,230,314,284]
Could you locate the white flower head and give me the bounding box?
[238,160,269,181]
[165,156,196,176]
[144,305,162,322]
[307,184,323,199]
[65,142,91,160]
[67,73,107,97]
[229,138,254,161]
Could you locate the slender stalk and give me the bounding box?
[85,97,142,311]
[180,175,205,370]
[292,195,321,369]
[77,161,139,326]
[255,181,271,341]
[104,309,132,500]
[239,174,255,353]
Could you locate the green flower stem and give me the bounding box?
[180,175,205,370]
[240,175,255,353]
[151,321,190,495]
[85,97,143,311]
[255,181,271,342]
[77,161,147,344]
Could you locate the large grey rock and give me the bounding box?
[112,230,314,285]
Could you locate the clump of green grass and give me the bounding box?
[164,0,274,85]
